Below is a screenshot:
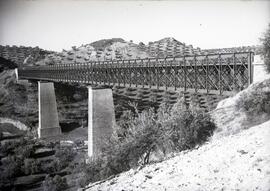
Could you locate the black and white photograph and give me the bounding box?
[0,0,270,190]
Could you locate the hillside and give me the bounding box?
[0,45,53,66]
[35,38,152,65]
[85,77,270,191]
[1,38,260,67]
[147,37,205,57]
[31,37,262,67]
[33,37,211,66]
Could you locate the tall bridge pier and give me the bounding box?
[88,87,115,157]
[38,82,61,138]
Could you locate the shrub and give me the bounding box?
[81,98,216,186]
[14,144,35,158]
[43,175,55,191]
[43,175,68,191]
[236,89,270,117]
[235,83,270,128]
[42,160,60,174]
[261,23,270,73]
[1,156,23,179]
[55,147,76,169]
[23,158,41,175]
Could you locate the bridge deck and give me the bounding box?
[18,52,254,95]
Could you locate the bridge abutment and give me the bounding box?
[38,82,61,138]
[252,55,269,83]
[88,87,115,158]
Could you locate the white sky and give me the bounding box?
[0,0,269,51]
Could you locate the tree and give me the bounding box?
[261,23,270,73]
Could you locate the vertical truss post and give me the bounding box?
[173,57,176,91]
[218,54,222,95]
[54,65,57,81]
[103,62,106,85]
[112,61,115,87]
[70,63,73,82]
[233,53,236,91]
[128,60,131,87]
[122,60,125,87]
[248,52,253,85]
[57,64,60,82]
[109,61,112,86]
[94,61,97,85]
[135,60,138,88]
[91,62,93,85]
[156,59,159,90]
[148,59,151,89]
[142,59,145,88]
[87,62,90,84]
[98,62,100,85]
[206,55,209,94]
[117,61,120,87]
[184,56,187,91]
[194,55,197,93]
[165,58,168,91]
[67,64,70,82]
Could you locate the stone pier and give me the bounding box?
[88,87,115,158]
[252,55,269,83]
[38,82,61,138]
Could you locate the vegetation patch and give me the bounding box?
[0,136,81,191]
[235,78,270,126]
[80,99,216,187]
[261,24,270,73]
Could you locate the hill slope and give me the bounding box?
[85,78,270,191]
[34,37,208,65]
[86,120,270,191]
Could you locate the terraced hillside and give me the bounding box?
[33,37,211,66]
[147,37,205,57]
[0,45,53,66]
[203,45,262,55]
[35,38,151,65]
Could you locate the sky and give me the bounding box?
[0,0,269,52]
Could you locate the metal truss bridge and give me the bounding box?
[18,52,254,95]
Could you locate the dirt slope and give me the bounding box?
[86,119,270,191]
[85,77,270,191]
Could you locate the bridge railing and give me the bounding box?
[18,52,254,95]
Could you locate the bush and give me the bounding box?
[43,175,68,191]
[236,89,270,117]
[55,147,76,169]
[81,98,216,186]
[23,158,41,175]
[261,23,270,73]
[1,156,23,179]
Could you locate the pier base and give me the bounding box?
[88,87,115,158]
[38,82,61,138]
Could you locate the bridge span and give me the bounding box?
[18,52,254,95]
